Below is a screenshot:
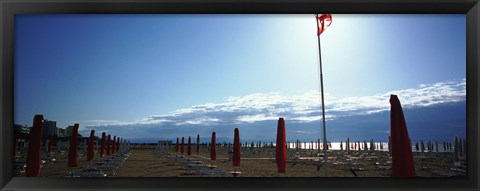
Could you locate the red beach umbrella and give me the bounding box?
[68,124,79,168]
[25,115,45,177]
[196,134,200,155]
[106,135,111,156]
[187,136,192,156]
[233,128,241,167]
[211,132,216,161]
[390,95,416,177]
[87,130,95,162]
[47,138,52,153]
[175,137,179,153]
[100,132,106,157]
[112,136,116,155]
[116,137,120,153]
[276,118,287,173]
[181,137,185,155]
[119,139,123,153]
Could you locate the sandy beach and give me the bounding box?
[14,145,466,177]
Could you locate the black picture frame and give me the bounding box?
[1,0,479,190]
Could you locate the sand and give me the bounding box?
[14,146,466,177]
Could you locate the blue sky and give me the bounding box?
[14,14,466,142]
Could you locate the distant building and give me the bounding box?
[66,125,74,137]
[43,120,57,138]
[14,124,30,134]
[55,127,66,137]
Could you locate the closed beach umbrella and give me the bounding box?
[87,130,95,162]
[68,124,79,168]
[317,139,320,151]
[26,115,45,177]
[112,136,116,155]
[211,132,216,161]
[454,136,459,163]
[47,138,52,153]
[106,135,111,156]
[196,134,200,155]
[276,118,287,173]
[346,137,350,154]
[117,137,120,153]
[175,137,179,153]
[390,95,415,177]
[119,138,123,154]
[233,128,241,167]
[100,132,106,157]
[181,137,185,155]
[458,137,463,157]
[421,140,425,152]
[187,136,192,156]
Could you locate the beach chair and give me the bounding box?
[65,171,107,177]
[185,163,210,174]
[14,162,26,173]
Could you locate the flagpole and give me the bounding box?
[316,14,329,177]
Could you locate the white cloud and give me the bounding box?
[85,78,466,128]
[175,118,220,126]
[237,114,279,123]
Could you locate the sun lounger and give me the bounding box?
[94,165,118,175]
[185,163,210,174]
[65,171,107,177]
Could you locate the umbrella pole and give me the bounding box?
[316,14,329,177]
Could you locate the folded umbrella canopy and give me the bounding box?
[276,118,287,173]
[196,134,200,155]
[112,136,116,155]
[100,132,106,157]
[117,137,120,153]
[26,115,45,177]
[175,137,179,153]
[187,136,192,157]
[233,128,241,167]
[106,135,111,156]
[87,130,95,162]
[181,137,185,155]
[68,124,79,168]
[390,94,416,177]
[47,138,52,153]
[210,132,216,161]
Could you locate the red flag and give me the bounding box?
[68,124,79,168]
[390,95,416,177]
[87,130,95,161]
[316,14,332,36]
[276,118,287,173]
[233,128,241,167]
[211,132,216,161]
[25,115,44,177]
